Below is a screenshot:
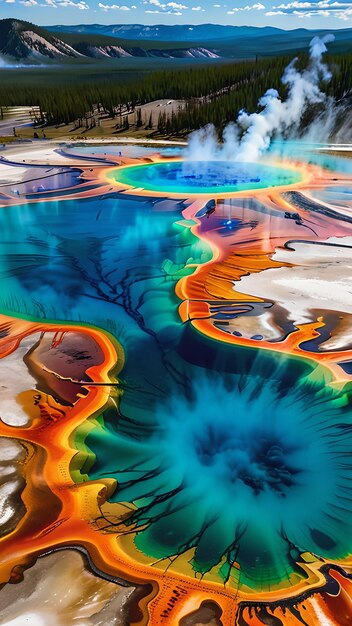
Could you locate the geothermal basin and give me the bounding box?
[107,160,303,197]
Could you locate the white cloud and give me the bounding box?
[276,0,352,6]
[270,0,352,18]
[167,1,186,7]
[99,1,132,7]
[58,0,88,6]
[144,0,187,11]
[192,4,205,8]
[276,1,313,6]
[146,6,183,10]
[17,0,90,8]
[228,2,265,12]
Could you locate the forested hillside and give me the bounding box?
[1,53,351,134]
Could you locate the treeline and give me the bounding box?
[157,55,352,133]
[0,56,290,124]
[1,53,351,132]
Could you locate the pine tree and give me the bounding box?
[146,112,153,129]
[136,108,143,128]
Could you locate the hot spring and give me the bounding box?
[108,160,303,196]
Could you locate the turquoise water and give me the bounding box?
[65,144,182,158]
[270,140,352,175]
[0,146,351,592]
[110,160,302,194]
[0,195,205,335]
[88,368,352,589]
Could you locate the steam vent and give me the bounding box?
[108,160,303,197]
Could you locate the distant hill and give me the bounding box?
[1,19,351,63]
[48,24,352,59]
[48,23,284,42]
[0,19,220,61]
[0,19,81,59]
[49,23,352,57]
[215,28,352,57]
[58,31,219,59]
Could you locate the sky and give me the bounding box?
[0,0,351,28]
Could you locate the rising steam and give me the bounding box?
[0,54,49,69]
[185,35,338,163]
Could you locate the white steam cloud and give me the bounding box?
[0,55,49,69]
[185,34,337,163]
[0,55,14,69]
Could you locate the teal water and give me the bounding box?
[270,140,352,175]
[0,194,209,339]
[87,367,352,590]
[109,160,302,195]
[0,152,351,592]
[65,144,182,158]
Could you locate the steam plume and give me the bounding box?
[185,35,337,163]
[0,54,48,69]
